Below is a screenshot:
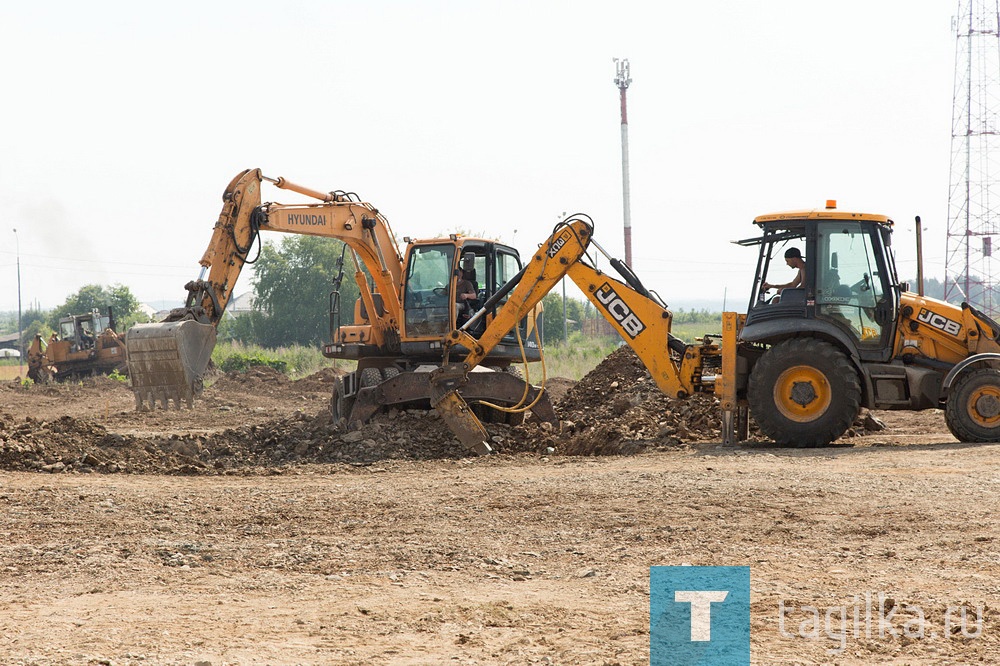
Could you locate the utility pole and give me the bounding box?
[13,228,22,376]
[614,58,633,267]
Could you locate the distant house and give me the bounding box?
[0,331,19,352]
[136,303,158,320]
[143,293,255,322]
[228,292,256,318]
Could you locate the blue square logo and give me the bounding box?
[650,566,750,666]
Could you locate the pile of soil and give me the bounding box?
[0,348,887,475]
[519,346,724,455]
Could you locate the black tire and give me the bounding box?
[747,338,861,447]
[381,367,401,380]
[360,367,382,388]
[944,368,1000,442]
[505,365,525,380]
[330,374,353,422]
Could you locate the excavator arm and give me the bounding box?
[127,168,405,410]
[431,216,729,453]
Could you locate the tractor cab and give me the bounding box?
[58,309,116,353]
[739,202,902,363]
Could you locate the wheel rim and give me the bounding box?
[773,365,832,423]
[966,385,1000,428]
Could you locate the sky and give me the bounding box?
[0,1,959,314]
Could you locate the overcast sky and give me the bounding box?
[0,1,957,314]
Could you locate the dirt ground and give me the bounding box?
[1,355,999,665]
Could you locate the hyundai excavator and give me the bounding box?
[126,169,554,439]
[432,202,1000,452]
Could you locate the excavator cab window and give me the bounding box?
[496,251,520,295]
[404,244,457,337]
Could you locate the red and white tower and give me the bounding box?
[614,58,633,267]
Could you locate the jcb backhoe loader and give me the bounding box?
[27,308,127,382]
[126,169,554,443]
[433,203,1000,451]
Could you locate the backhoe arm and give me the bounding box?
[441,218,595,367]
[432,216,720,453]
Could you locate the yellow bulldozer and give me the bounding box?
[27,308,127,382]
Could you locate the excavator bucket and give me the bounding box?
[126,320,216,410]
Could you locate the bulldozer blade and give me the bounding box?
[126,320,216,411]
[431,388,493,455]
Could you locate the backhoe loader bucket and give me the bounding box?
[126,320,216,410]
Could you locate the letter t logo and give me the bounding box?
[674,590,729,641]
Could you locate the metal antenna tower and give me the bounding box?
[945,0,1000,312]
[614,58,633,267]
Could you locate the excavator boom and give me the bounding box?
[126,169,405,410]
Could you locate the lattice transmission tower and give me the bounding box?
[946,0,1000,313]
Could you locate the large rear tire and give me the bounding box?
[944,368,1000,442]
[748,338,861,447]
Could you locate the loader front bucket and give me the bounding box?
[126,320,216,410]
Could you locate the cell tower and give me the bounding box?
[945,0,1000,313]
[614,58,633,267]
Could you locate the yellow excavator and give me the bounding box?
[126,169,553,445]
[434,202,1000,451]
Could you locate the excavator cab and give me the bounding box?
[399,237,541,362]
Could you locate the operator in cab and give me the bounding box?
[456,253,478,327]
[762,247,805,295]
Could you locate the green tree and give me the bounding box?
[18,307,49,349]
[48,284,140,329]
[241,236,362,347]
[541,292,586,344]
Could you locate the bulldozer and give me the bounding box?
[27,308,127,382]
[126,169,553,441]
[430,201,1000,451]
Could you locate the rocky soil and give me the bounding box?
[0,351,997,664]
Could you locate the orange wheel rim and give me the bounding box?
[773,365,832,423]
[967,385,1000,428]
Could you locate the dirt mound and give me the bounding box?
[208,365,293,396]
[0,355,894,474]
[519,346,723,455]
[291,365,343,393]
[0,352,725,474]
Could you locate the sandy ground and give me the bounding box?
[1,369,998,665]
